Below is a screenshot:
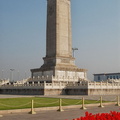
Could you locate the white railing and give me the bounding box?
[15,78,31,85]
[0,80,120,90]
[88,81,120,89]
[29,75,87,82]
[0,79,9,86]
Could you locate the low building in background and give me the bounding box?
[94,73,120,82]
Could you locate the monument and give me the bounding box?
[31,0,87,82]
[0,0,120,95]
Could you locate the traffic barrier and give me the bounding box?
[0,96,119,114]
[57,98,64,112]
[29,100,36,114]
[80,97,87,110]
[115,96,120,106]
[98,96,104,108]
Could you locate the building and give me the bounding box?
[94,73,120,82]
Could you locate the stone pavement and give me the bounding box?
[0,95,34,98]
[0,105,120,120]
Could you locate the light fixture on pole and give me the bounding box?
[2,70,4,80]
[10,69,15,81]
[25,71,26,79]
[72,48,78,57]
[18,70,19,81]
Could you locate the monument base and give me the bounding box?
[31,66,87,82]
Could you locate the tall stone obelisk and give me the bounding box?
[31,0,87,80]
[43,0,75,68]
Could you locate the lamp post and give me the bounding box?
[72,48,78,57]
[18,71,19,81]
[10,69,15,81]
[2,70,4,80]
[25,71,26,79]
[103,73,106,81]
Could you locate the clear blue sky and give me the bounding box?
[0,0,120,81]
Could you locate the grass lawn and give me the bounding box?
[0,97,109,110]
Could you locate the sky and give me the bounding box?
[0,0,120,81]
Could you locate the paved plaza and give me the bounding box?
[0,94,118,101]
[0,95,120,120]
[0,105,120,120]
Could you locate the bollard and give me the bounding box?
[80,97,87,110]
[115,96,120,106]
[29,100,36,114]
[57,98,64,112]
[98,96,104,108]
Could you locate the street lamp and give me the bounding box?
[2,70,4,80]
[18,71,19,81]
[25,71,26,79]
[72,48,78,57]
[10,69,15,81]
